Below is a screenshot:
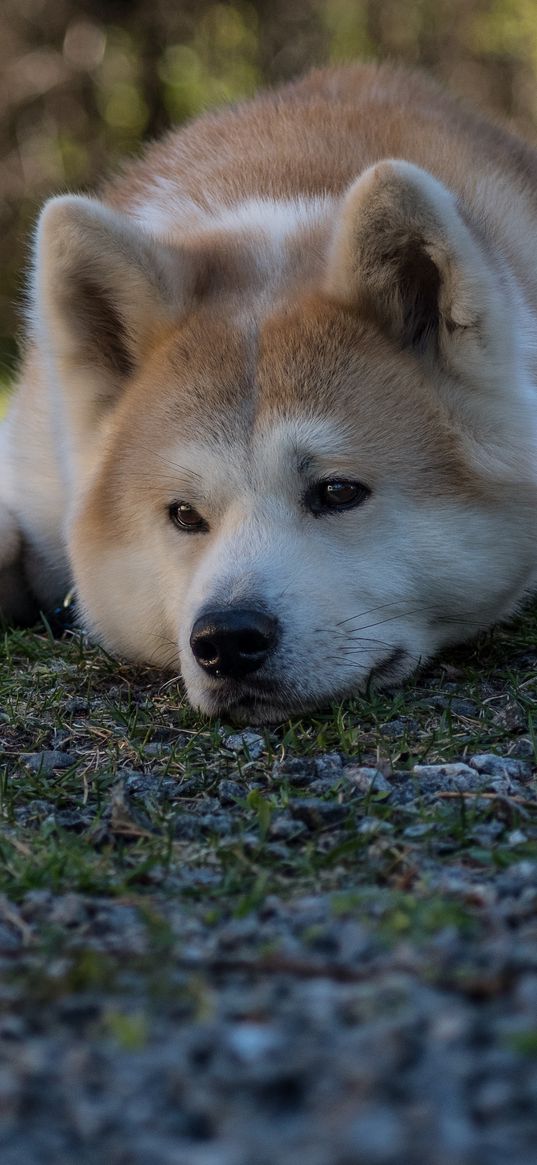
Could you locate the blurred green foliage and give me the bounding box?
[2,0,537,359]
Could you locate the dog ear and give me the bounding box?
[33,196,189,421]
[325,160,497,356]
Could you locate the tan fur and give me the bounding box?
[2,64,537,719]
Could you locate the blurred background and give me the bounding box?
[2,0,537,377]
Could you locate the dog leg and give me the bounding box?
[0,501,38,624]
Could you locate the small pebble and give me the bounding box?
[218,779,244,805]
[21,750,77,774]
[356,817,394,836]
[221,729,265,759]
[412,762,476,782]
[343,766,392,795]
[507,829,528,846]
[271,757,316,785]
[288,798,348,829]
[469,753,533,782]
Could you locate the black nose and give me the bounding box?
[190,608,279,680]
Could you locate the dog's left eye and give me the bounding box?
[305,479,371,515]
[168,502,209,533]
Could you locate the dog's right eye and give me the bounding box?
[304,478,371,516]
[168,502,209,533]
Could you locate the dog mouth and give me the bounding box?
[194,646,412,722]
[200,678,287,722]
[367,646,410,686]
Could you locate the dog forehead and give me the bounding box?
[156,303,380,483]
[256,295,420,416]
[160,413,351,499]
[163,309,257,424]
[123,291,474,498]
[144,293,417,433]
[164,293,433,441]
[254,298,484,492]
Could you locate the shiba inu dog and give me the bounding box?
[1,64,537,721]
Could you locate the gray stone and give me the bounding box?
[506,829,528,846]
[271,757,316,785]
[470,821,504,846]
[379,716,419,737]
[225,1022,281,1063]
[403,822,434,839]
[218,779,244,805]
[50,729,71,749]
[0,923,21,952]
[510,738,535,759]
[221,729,265,759]
[64,697,89,714]
[308,778,346,795]
[445,697,479,716]
[314,753,344,779]
[198,813,234,837]
[343,765,392,795]
[412,762,476,783]
[356,816,394,836]
[423,694,479,717]
[173,812,233,839]
[21,750,78,774]
[123,772,177,801]
[48,894,87,927]
[287,798,348,829]
[347,1106,406,1161]
[14,799,54,826]
[469,753,533,782]
[54,808,92,831]
[269,815,307,840]
[141,742,168,757]
[171,813,205,840]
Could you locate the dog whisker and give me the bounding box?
[333,595,442,628]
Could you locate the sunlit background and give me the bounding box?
[2,0,537,385]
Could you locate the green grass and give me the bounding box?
[0,601,535,1033]
[1,603,536,941]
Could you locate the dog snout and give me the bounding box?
[190,608,279,680]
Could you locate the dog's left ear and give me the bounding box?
[33,195,190,427]
[325,160,498,357]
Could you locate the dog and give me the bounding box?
[1,63,537,721]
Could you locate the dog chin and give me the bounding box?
[193,686,298,724]
[194,680,360,724]
[190,647,416,723]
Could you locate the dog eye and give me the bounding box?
[305,479,371,515]
[168,502,209,533]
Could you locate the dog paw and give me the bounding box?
[0,505,37,624]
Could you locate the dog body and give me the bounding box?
[2,64,537,719]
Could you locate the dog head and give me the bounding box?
[34,161,537,720]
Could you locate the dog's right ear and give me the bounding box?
[33,196,190,426]
[324,160,499,360]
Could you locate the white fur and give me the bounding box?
[131,190,335,242]
[71,407,537,721]
[2,94,537,720]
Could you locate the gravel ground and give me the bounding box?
[0,619,536,1164]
